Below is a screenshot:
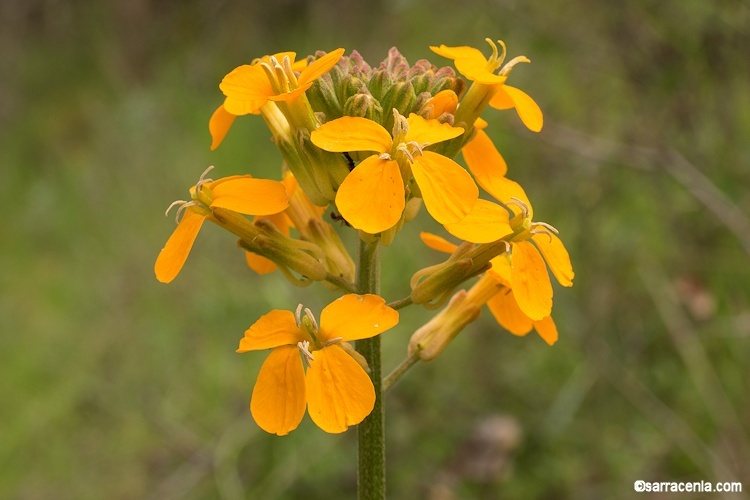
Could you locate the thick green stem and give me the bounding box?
[356,238,384,500]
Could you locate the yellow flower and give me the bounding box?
[237,294,399,435]
[440,175,574,321]
[420,232,559,345]
[431,39,543,132]
[310,112,478,234]
[209,49,344,150]
[155,167,289,283]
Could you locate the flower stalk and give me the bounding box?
[355,238,385,500]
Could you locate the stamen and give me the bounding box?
[500,55,530,76]
[396,143,415,162]
[174,201,199,224]
[195,165,215,195]
[165,200,188,217]
[507,196,530,218]
[297,340,315,367]
[322,337,343,347]
[260,62,282,94]
[281,55,299,87]
[407,140,426,156]
[532,221,559,235]
[391,109,409,140]
[295,303,304,329]
[378,152,392,161]
[500,240,511,254]
[530,229,553,242]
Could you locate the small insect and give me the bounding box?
[329,211,351,227]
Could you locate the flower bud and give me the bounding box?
[343,93,383,122]
[380,81,416,132]
[408,290,482,361]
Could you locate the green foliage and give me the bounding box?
[1,0,748,498]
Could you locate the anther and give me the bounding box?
[295,303,304,329]
[500,55,531,76]
[530,229,553,242]
[507,197,530,218]
[322,337,343,347]
[165,200,188,217]
[174,201,199,224]
[195,165,215,194]
[297,340,315,367]
[379,152,392,161]
[532,221,559,235]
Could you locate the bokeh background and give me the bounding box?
[2,0,749,498]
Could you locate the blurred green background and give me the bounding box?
[2,0,749,498]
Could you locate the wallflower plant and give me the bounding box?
[155,38,573,500]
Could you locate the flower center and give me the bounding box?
[260,55,300,95]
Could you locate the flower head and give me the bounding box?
[431,38,543,132]
[209,49,344,150]
[420,232,559,345]
[440,176,574,320]
[155,166,289,283]
[311,111,478,234]
[237,294,399,435]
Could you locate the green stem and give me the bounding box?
[356,238,384,500]
[325,272,357,294]
[385,296,413,311]
[383,353,419,392]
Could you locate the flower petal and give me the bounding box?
[490,85,543,132]
[533,316,559,346]
[250,346,306,436]
[486,288,533,336]
[426,89,459,119]
[237,310,303,352]
[477,175,533,220]
[319,294,399,342]
[210,178,289,215]
[311,117,391,154]
[462,128,507,179]
[430,44,487,62]
[455,58,507,85]
[488,254,512,288]
[298,48,345,86]
[420,232,458,254]
[335,156,404,234]
[444,199,512,243]
[155,210,207,283]
[245,251,277,275]
[405,114,464,146]
[220,64,275,104]
[511,241,553,321]
[209,105,236,151]
[306,345,375,433]
[532,233,574,287]
[411,152,478,225]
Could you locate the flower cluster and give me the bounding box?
[155,38,573,435]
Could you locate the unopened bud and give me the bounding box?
[408,290,482,361]
[380,81,416,132]
[343,93,383,122]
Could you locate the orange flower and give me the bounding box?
[155,167,289,283]
[310,111,478,234]
[210,50,344,150]
[431,39,543,132]
[438,175,574,321]
[420,232,558,345]
[237,294,399,435]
